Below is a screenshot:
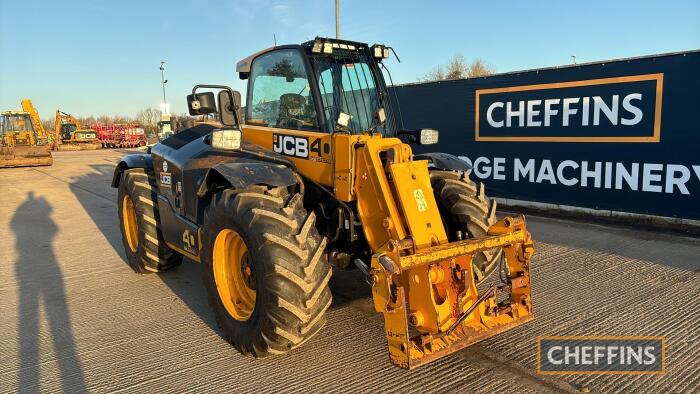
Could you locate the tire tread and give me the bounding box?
[202,185,331,357]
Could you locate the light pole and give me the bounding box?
[335,0,340,38]
[571,55,577,65]
[159,61,168,106]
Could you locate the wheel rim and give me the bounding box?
[122,195,139,252]
[213,229,256,321]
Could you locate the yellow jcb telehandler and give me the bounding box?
[112,37,534,368]
[0,99,53,167]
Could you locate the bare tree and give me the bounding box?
[422,55,495,81]
[113,115,132,124]
[41,119,55,133]
[467,58,494,77]
[445,54,469,80]
[96,115,115,124]
[423,65,446,82]
[78,116,96,128]
[136,108,161,134]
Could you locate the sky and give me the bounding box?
[1,0,698,118]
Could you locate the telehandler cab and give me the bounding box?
[112,37,534,368]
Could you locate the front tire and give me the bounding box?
[117,168,182,273]
[430,170,501,282]
[202,185,332,357]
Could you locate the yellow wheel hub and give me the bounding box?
[213,229,256,321]
[122,195,139,252]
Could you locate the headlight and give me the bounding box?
[211,128,241,150]
[419,129,439,145]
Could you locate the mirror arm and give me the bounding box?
[191,84,241,126]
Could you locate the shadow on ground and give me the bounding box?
[11,192,87,392]
[69,164,220,335]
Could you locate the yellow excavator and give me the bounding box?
[54,110,101,150]
[0,99,53,167]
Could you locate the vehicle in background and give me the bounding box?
[0,99,53,167]
[54,110,102,150]
[93,123,146,148]
[157,114,174,140]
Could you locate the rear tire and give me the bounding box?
[117,168,182,273]
[202,185,332,357]
[430,170,501,282]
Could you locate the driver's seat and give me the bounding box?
[276,93,306,128]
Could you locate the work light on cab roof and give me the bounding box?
[310,37,391,61]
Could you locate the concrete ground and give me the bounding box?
[0,149,697,393]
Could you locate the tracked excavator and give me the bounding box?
[54,110,101,150]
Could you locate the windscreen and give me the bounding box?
[61,124,77,139]
[3,115,34,133]
[247,49,319,131]
[311,50,395,135]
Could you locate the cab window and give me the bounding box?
[247,49,319,131]
[315,59,379,134]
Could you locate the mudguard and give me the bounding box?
[196,160,297,197]
[414,152,471,172]
[111,154,153,187]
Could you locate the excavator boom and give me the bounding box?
[21,99,50,143]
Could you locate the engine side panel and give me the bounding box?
[157,195,201,261]
[150,124,298,224]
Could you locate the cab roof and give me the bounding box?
[235,37,372,75]
[1,111,29,116]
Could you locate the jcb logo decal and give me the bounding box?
[273,133,329,160]
[160,172,172,186]
[273,134,308,158]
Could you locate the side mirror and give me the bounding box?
[188,85,242,126]
[397,128,439,145]
[187,92,217,115]
[217,90,241,127]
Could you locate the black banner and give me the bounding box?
[391,51,700,220]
